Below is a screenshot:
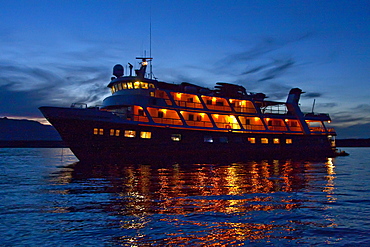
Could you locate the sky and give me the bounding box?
[0,0,369,138]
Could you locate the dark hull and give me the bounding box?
[40,107,336,164]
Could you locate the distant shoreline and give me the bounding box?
[336,139,370,147]
[0,139,369,148]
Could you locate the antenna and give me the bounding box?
[149,5,153,79]
[311,99,316,113]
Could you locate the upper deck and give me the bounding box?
[100,58,335,136]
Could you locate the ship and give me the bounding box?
[39,57,337,163]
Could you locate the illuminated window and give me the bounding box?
[124,130,136,138]
[150,92,155,97]
[261,138,269,144]
[141,82,148,89]
[117,83,122,91]
[93,128,99,135]
[149,83,155,88]
[115,130,120,136]
[122,83,127,89]
[171,134,181,141]
[140,131,151,139]
[134,81,140,89]
[286,139,293,144]
[273,138,280,144]
[127,82,133,89]
[248,137,256,144]
[204,136,213,143]
[99,129,104,135]
[110,129,115,136]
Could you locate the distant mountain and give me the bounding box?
[0,117,61,141]
[335,123,370,139]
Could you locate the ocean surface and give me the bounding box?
[1,147,370,246]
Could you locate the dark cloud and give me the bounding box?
[0,61,111,118]
[257,59,295,82]
[316,103,337,108]
[303,92,322,98]
[352,104,370,111]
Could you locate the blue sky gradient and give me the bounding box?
[0,0,369,138]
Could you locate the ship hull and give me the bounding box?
[40,106,336,164]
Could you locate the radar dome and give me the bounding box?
[113,64,124,77]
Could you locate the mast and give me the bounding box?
[149,7,153,79]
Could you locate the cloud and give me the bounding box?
[303,92,322,98]
[257,59,295,82]
[316,102,337,108]
[352,104,370,111]
[0,60,111,118]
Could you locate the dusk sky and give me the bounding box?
[1,0,369,138]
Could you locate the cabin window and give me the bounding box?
[127,82,133,89]
[109,129,120,136]
[93,128,99,135]
[134,81,140,89]
[138,109,145,116]
[273,138,280,144]
[188,114,194,121]
[150,92,155,97]
[196,115,202,121]
[122,83,127,89]
[171,134,181,141]
[117,83,122,91]
[206,100,212,105]
[204,136,213,143]
[220,137,228,143]
[216,101,224,106]
[140,131,151,139]
[141,82,149,89]
[248,137,255,144]
[261,138,269,144]
[124,130,136,138]
[187,98,194,102]
[158,111,164,118]
[286,139,293,144]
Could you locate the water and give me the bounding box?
[1,148,370,246]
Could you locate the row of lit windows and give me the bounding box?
[203,136,292,144]
[94,128,293,145]
[93,128,152,139]
[111,81,156,93]
[134,106,302,131]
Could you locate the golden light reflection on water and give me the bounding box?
[51,159,337,245]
